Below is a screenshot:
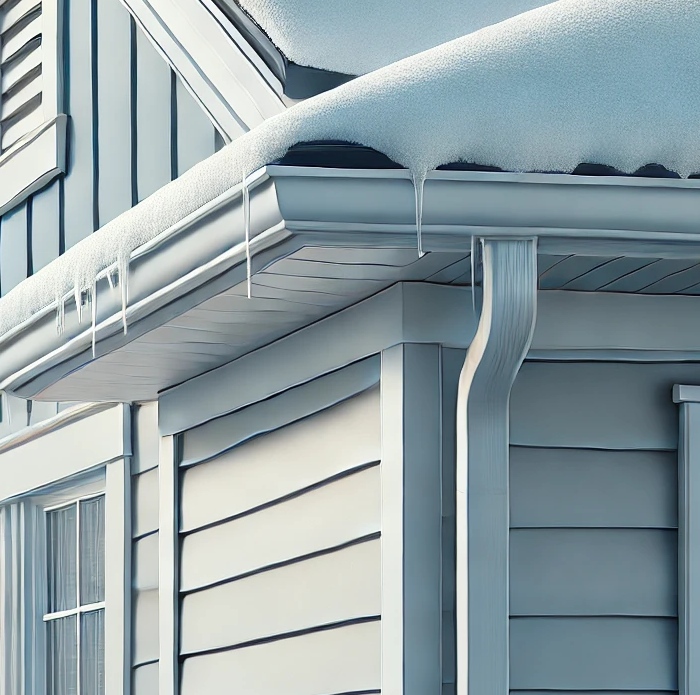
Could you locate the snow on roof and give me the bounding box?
[1,0,699,341]
[237,0,559,74]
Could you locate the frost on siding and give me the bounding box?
[0,0,699,339]
[235,0,559,75]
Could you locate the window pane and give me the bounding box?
[80,610,105,695]
[47,615,78,695]
[47,505,77,612]
[79,496,105,605]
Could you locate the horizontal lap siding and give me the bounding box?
[180,387,381,533]
[180,464,380,592]
[179,379,381,695]
[180,621,381,695]
[510,361,680,694]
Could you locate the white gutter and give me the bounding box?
[2,167,700,399]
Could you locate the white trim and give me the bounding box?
[0,115,67,218]
[104,457,131,695]
[677,396,700,695]
[43,603,105,621]
[380,344,443,695]
[0,403,129,503]
[455,238,537,695]
[674,385,700,404]
[118,0,285,139]
[159,434,178,695]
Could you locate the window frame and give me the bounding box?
[0,0,67,217]
[0,403,131,695]
[42,490,106,695]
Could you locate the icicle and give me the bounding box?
[118,255,129,335]
[55,293,66,336]
[55,291,64,335]
[243,177,252,299]
[411,172,427,257]
[91,280,97,359]
[107,269,115,290]
[74,284,83,324]
[1,391,7,425]
[471,235,477,317]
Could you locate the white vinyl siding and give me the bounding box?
[509,361,681,693]
[178,367,381,695]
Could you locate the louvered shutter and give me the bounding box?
[0,0,43,152]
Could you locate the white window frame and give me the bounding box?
[42,488,106,695]
[0,0,67,217]
[0,403,131,695]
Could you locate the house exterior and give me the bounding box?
[0,1,698,695]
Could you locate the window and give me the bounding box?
[0,403,130,695]
[44,494,105,695]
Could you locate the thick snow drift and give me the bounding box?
[1,0,699,340]
[237,0,559,74]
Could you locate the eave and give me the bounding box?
[3,167,700,403]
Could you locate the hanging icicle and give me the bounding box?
[411,172,427,258]
[243,177,252,299]
[2,391,10,426]
[107,269,115,290]
[471,235,477,317]
[91,280,97,359]
[118,255,129,335]
[74,283,83,325]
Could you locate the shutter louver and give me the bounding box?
[0,0,43,152]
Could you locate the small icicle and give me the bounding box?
[118,255,129,335]
[411,172,427,258]
[3,391,10,426]
[243,176,252,299]
[107,269,115,290]
[55,291,63,335]
[471,235,477,317]
[55,293,66,335]
[91,280,97,359]
[74,284,83,324]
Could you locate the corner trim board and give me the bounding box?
[455,238,538,695]
[676,392,700,695]
[380,343,442,695]
[159,434,179,695]
[104,456,132,695]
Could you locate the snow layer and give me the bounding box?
[237,0,558,74]
[1,0,700,339]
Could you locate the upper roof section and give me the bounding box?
[231,0,559,75]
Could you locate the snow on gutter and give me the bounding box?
[0,0,698,344]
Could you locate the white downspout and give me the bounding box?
[456,237,538,695]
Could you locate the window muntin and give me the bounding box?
[44,494,105,695]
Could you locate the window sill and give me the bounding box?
[0,114,68,218]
